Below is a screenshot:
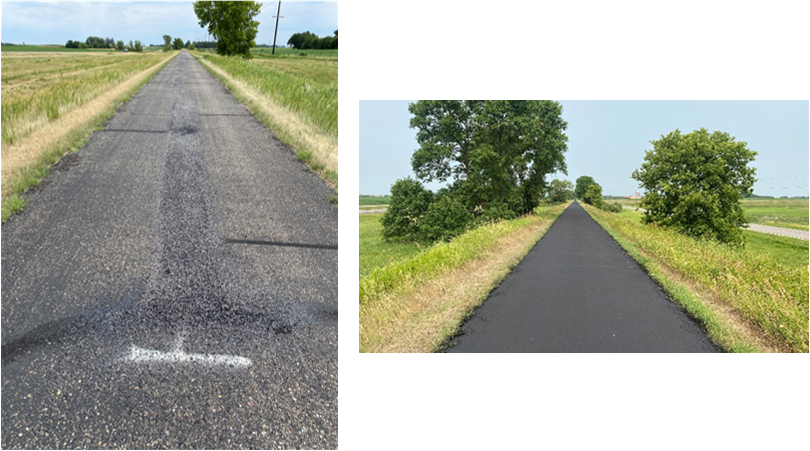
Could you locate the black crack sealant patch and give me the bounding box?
[135,58,302,344]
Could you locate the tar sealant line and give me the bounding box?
[123,331,252,368]
[224,238,338,250]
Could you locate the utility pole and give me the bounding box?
[272,1,283,55]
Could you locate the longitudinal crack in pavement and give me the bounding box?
[136,54,300,335]
[224,238,338,250]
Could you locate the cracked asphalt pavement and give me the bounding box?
[1,50,337,449]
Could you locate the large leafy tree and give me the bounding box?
[631,128,757,244]
[574,175,596,199]
[408,100,568,216]
[193,1,261,58]
[172,37,184,50]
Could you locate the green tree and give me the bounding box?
[548,179,574,203]
[419,194,473,242]
[193,1,261,58]
[287,31,315,49]
[172,37,184,50]
[79,42,88,49]
[583,183,603,207]
[163,35,172,47]
[632,128,757,244]
[575,175,596,199]
[409,100,568,217]
[127,40,133,50]
[189,42,196,50]
[116,40,124,51]
[185,40,191,48]
[381,178,433,242]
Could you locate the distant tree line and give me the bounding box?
[287,30,337,50]
[65,36,149,52]
[192,41,217,49]
[66,36,117,48]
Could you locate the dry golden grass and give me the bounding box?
[360,211,562,353]
[1,54,175,195]
[195,55,338,187]
[584,203,807,352]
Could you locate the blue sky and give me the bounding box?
[1,1,336,47]
[360,101,810,198]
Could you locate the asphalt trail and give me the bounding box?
[448,201,718,353]
[2,50,337,448]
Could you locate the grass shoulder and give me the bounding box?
[582,203,808,353]
[359,202,570,352]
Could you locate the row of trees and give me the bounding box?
[66,34,199,52]
[287,30,338,50]
[66,36,116,48]
[162,35,194,51]
[67,38,146,51]
[382,100,569,243]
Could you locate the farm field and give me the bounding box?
[252,47,338,57]
[741,198,809,230]
[360,194,391,205]
[605,197,809,230]
[1,50,176,220]
[0,44,112,52]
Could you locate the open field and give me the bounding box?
[360,194,391,205]
[606,197,809,230]
[359,213,423,279]
[1,44,112,52]
[2,51,175,148]
[585,205,808,352]
[741,198,809,230]
[252,47,338,57]
[1,50,177,220]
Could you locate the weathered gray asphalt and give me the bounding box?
[1,50,337,448]
[447,201,718,353]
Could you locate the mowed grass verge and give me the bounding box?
[583,204,808,352]
[360,202,570,352]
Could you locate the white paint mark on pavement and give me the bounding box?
[123,331,251,368]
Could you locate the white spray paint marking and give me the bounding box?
[123,331,252,368]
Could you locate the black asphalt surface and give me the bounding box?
[1,50,337,448]
[447,201,718,353]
